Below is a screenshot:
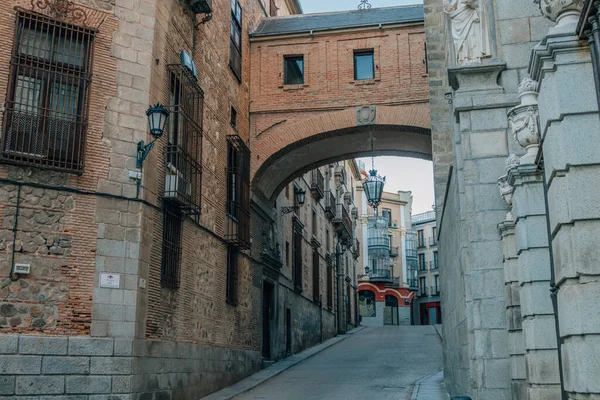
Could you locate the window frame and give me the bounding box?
[353,49,375,81]
[284,55,304,85]
[1,10,95,173]
[229,0,243,82]
[161,201,184,288]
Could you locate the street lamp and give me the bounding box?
[362,134,386,214]
[281,188,307,214]
[136,104,170,169]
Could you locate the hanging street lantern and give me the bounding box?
[362,133,386,214]
[136,104,170,169]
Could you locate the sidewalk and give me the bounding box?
[201,326,366,400]
[411,370,449,400]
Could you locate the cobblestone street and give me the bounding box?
[234,325,444,400]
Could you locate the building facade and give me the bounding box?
[356,189,416,326]
[423,0,600,398]
[411,211,440,325]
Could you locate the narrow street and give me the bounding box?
[235,325,444,400]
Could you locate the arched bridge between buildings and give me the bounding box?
[251,104,432,201]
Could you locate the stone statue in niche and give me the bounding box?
[443,0,492,66]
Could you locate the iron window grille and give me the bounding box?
[230,0,242,82]
[312,248,320,302]
[2,9,95,173]
[284,55,304,85]
[354,49,374,80]
[226,246,239,305]
[292,218,303,292]
[164,64,203,218]
[161,201,184,288]
[225,135,251,250]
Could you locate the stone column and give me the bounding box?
[498,168,528,400]
[531,1,600,398]
[507,79,562,399]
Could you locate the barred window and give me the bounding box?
[161,201,183,288]
[225,135,251,249]
[226,246,238,305]
[312,247,320,302]
[2,10,94,172]
[293,219,303,292]
[230,0,242,81]
[164,64,203,218]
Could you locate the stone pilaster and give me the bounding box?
[509,164,561,400]
[498,219,528,400]
[530,6,600,398]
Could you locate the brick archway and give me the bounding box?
[251,104,431,200]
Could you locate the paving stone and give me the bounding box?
[0,336,18,354]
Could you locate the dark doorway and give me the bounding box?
[285,308,292,354]
[262,281,274,359]
[384,295,399,325]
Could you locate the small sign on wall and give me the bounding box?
[100,273,121,289]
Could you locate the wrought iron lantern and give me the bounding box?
[137,104,170,169]
[362,134,386,213]
[282,188,307,214]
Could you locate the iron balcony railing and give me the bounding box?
[390,246,399,257]
[368,236,391,251]
[324,190,336,220]
[419,287,428,297]
[419,260,428,271]
[407,278,419,290]
[311,169,325,200]
[334,203,352,239]
[411,210,436,224]
[418,237,426,248]
[368,268,391,282]
[431,286,440,296]
[406,248,418,259]
[429,236,438,246]
[430,260,439,270]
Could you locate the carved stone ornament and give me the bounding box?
[498,174,515,221]
[508,78,541,165]
[506,153,521,171]
[533,0,583,23]
[443,0,492,66]
[30,0,88,24]
[356,105,376,126]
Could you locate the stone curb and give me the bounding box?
[411,370,448,400]
[200,326,367,400]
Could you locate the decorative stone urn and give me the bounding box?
[534,0,583,25]
[507,79,541,165]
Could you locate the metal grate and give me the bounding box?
[164,64,203,218]
[312,248,320,302]
[161,201,183,288]
[292,219,303,292]
[1,9,94,172]
[225,135,251,249]
[226,246,238,305]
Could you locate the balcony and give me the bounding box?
[430,260,439,270]
[368,268,392,283]
[407,278,419,291]
[311,169,325,200]
[324,191,336,220]
[429,236,438,246]
[333,203,353,240]
[368,236,391,253]
[390,246,399,257]
[353,239,360,259]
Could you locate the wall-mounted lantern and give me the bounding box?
[136,104,170,169]
[282,188,306,215]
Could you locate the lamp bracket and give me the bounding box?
[136,139,157,169]
[281,206,298,215]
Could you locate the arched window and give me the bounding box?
[359,290,376,317]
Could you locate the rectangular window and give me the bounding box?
[312,209,317,237]
[420,277,427,296]
[292,220,303,292]
[230,0,242,81]
[354,50,374,80]
[433,251,439,269]
[418,253,426,271]
[312,248,320,302]
[284,56,304,85]
[230,106,237,129]
[286,241,290,266]
[165,65,203,218]
[417,230,425,247]
[326,229,330,253]
[432,226,437,245]
[382,208,392,227]
[161,201,184,288]
[225,135,251,249]
[2,10,95,172]
[327,264,334,310]
[435,275,440,294]
[226,246,238,305]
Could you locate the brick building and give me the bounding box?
[0,0,430,398]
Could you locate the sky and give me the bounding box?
[358,157,435,215]
[298,0,433,215]
[300,0,422,13]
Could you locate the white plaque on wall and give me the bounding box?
[100,273,121,289]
